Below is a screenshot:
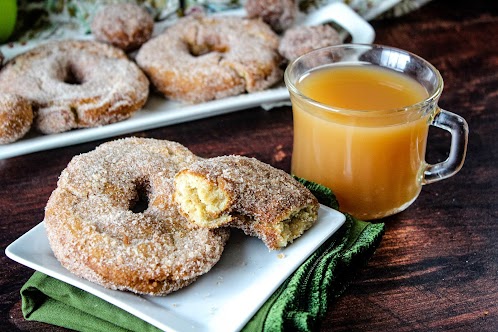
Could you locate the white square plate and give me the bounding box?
[6,205,345,332]
[0,2,374,160]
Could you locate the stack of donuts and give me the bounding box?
[0,1,342,144]
[45,137,319,295]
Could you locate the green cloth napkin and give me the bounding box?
[21,272,161,332]
[20,180,384,332]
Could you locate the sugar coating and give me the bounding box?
[174,155,319,250]
[0,40,149,134]
[0,93,33,144]
[91,3,154,52]
[44,138,229,295]
[136,15,282,103]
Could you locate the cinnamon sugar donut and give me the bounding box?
[44,138,229,295]
[136,15,282,103]
[279,24,341,61]
[91,3,154,52]
[0,40,149,134]
[245,0,298,33]
[173,155,319,250]
[0,93,33,144]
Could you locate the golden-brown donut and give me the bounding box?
[173,155,319,250]
[0,40,149,134]
[0,93,33,144]
[91,3,154,52]
[44,138,230,295]
[279,24,341,61]
[245,0,298,33]
[136,15,282,103]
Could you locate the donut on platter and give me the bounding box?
[0,40,149,134]
[279,24,341,61]
[245,0,299,33]
[136,15,282,103]
[0,93,33,144]
[91,3,154,52]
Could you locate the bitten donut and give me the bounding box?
[91,3,154,52]
[245,0,298,33]
[173,155,319,250]
[0,40,149,134]
[0,93,33,144]
[136,15,282,103]
[279,24,341,61]
[44,138,230,295]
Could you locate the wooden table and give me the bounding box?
[1,0,496,331]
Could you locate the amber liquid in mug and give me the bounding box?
[291,65,431,219]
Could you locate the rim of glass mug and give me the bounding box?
[284,43,468,185]
[284,43,444,117]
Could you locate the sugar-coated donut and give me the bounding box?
[279,24,341,61]
[0,40,149,134]
[136,15,282,103]
[91,3,154,52]
[0,93,33,144]
[245,0,298,33]
[173,155,319,250]
[44,138,230,295]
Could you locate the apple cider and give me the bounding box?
[291,64,431,219]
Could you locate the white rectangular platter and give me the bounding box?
[0,2,374,160]
[6,205,345,332]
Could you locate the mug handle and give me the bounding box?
[423,109,469,184]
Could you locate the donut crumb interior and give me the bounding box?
[272,206,318,247]
[174,172,231,228]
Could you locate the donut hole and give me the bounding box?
[187,42,228,57]
[63,63,86,85]
[130,180,150,214]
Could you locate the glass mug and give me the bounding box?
[284,44,468,220]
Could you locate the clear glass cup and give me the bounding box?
[284,44,468,220]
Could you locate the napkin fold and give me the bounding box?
[20,180,384,332]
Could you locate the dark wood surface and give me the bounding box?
[1,0,497,331]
